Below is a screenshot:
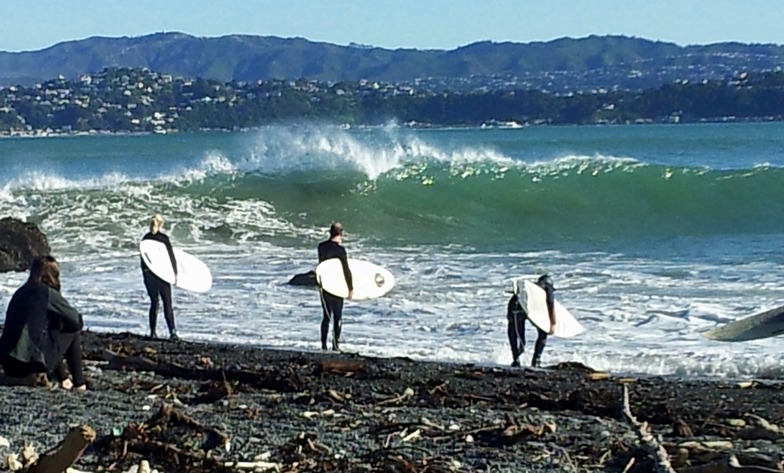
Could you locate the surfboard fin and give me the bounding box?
[512,280,519,295]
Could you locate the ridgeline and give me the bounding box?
[3,33,784,92]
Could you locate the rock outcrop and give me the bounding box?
[0,217,51,272]
[288,270,317,287]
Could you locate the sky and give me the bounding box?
[1,0,783,52]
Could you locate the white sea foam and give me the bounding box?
[8,236,772,380]
[242,123,520,180]
[176,152,237,182]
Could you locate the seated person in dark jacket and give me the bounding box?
[0,255,86,391]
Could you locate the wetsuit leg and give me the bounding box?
[50,332,85,386]
[52,362,68,383]
[143,271,161,336]
[61,332,86,386]
[332,296,344,350]
[319,290,332,350]
[159,282,176,336]
[532,328,548,367]
[507,312,526,366]
[320,292,343,351]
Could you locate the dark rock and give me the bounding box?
[288,270,317,287]
[0,217,51,272]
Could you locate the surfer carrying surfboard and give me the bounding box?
[507,274,557,367]
[317,222,353,351]
[140,214,179,340]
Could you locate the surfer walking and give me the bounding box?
[140,214,179,340]
[317,222,353,351]
[507,274,556,367]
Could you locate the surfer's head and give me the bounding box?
[329,222,345,239]
[29,255,61,291]
[537,274,554,289]
[150,214,164,234]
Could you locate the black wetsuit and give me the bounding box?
[317,239,353,351]
[0,282,85,386]
[140,232,177,338]
[507,281,554,367]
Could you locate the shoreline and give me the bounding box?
[1,330,782,472]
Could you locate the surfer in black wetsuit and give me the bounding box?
[507,274,556,368]
[140,214,179,340]
[317,222,353,351]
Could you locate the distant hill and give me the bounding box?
[1,32,784,92]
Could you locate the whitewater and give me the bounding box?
[0,122,783,379]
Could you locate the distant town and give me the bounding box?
[1,66,784,136]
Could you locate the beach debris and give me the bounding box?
[377,387,415,406]
[105,346,300,393]
[317,359,366,376]
[6,453,24,471]
[95,403,229,472]
[587,372,611,381]
[622,385,677,473]
[401,429,421,442]
[744,414,779,432]
[673,417,694,437]
[222,459,281,471]
[189,373,234,405]
[327,388,351,403]
[678,453,784,473]
[4,425,95,473]
[47,330,784,472]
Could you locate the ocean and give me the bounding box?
[1,122,783,379]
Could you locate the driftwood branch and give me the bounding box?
[29,424,95,473]
[105,349,296,393]
[679,455,783,473]
[622,385,676,473]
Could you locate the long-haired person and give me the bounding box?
[0,255,86,390]
[140,214,179,340]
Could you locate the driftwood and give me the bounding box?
[29,425,95,473]
[622,385,677,473]
[105,349,298,392]
[679,455,783,473]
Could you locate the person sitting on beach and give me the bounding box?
[507,274,556,368]
[141,214,179,340]
[0,255,87,391]
[317,222,353,351]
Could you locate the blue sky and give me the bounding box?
[1,0,782,52]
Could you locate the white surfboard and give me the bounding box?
[702,304,784,342]
[518,280,584,338]
[139,239,213,293]
[316,258,395,300]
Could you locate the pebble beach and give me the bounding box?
[0,330,782,472]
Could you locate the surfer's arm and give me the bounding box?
[339,252,353,298]
[545,286,556,335]
[163,235,178,278]
[47,287,83,331]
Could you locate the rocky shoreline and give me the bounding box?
[0,330,782,472]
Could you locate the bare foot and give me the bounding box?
[74,384,87,392]
[60,378,73,390]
